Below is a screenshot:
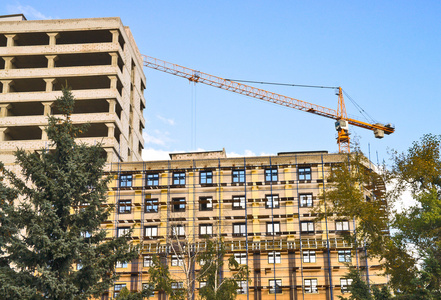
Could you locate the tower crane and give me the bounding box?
[142,55,395,153]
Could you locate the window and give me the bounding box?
[301,221,314,233]
[303,250,316,263]
[116,261,128,268]
[76,263,82,270]
[265,194,280,209]
[118,200,131,214]
[237,280,247,294]
[298,167,312,181]
[338,250,352,263]
[117,227,130,237]
[171,225,185,237]
[145,198,158,213]
[232,196,246,210]
[199,281,207,289]
[265,168,278,182]
[171,255,184,266]
[234,253,247,265]
[232,169,245,183]
[143,255,153,267]
[266,222,280,235]
[199,196,213,211]
[145,226,158,238]
[114,284,126,298]
[173,172,185,185]
[81,231,91,238]
[146,173,159,186]
[199,224,213,236]
[269,279,282,294]
[268,251,281,264]
[119,174,132,187]
[172,198,186,212]
[340,278,353,293]
[200,171,213,184]
[299,194,313,207]
[233,223,246,236]
[304,279,318,293]
[336,220,350,231]
[171,282,184,289]
[142,283,155,296]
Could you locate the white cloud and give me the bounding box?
[6,3,52,20]
[143,130,174,146]
[157,115,175,126]
[142,148,173,161]
[227,150,275,157]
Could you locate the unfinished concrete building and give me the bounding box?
[0,14,145,168]
[106,150,387,300]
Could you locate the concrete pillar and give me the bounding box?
[1,80,13,93]
[106,122,115,138]
[4,34,17,47]
[40,126,48,140]
[44,78,56,92]
[108,75,117,90]
[42,101,53,116]
[46,32,59,46]
[0,128,8,141]
[106,149,114,163]
[46,55,58,68]
[106,99,116,113]
[109,53,118,67]
[0,104,11,117]
[109,30,119,44]
[3,57,15,70]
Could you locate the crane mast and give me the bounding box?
[142,55,395,153]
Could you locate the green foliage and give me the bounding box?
[147,255,185,300]
[0,88,138,300]
[338,268,392,300]
[115,287,153,300]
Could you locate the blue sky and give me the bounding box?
[2,0,440,163]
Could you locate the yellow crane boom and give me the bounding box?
[143,55,395,153]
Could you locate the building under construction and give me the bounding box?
[106,150,387,300]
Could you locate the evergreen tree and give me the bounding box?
[0,88,138,300]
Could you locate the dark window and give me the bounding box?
[336,220,350,231]
[146,173,159,186]
[298,167,312,181]
[119,174,132,187]
[265,168,278,182]
[265,194,279,208]
[172,198,186,212]
[173,172,185,185]
[338,250,352,262]
[304,279,318,293]
[233,223,246,236]
[303,250,316,263]
[232,196,246,210]
[232,169,245,183]
[118,200,131,214]
[145,198,158,213]
[199,196,213,211]
[266,222,280,235]
[301,221,314,233]
[300,194,313,207]
[200,171,213,184]
[145,226,158,238]
[269,279,282,294]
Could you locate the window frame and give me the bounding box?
[299,194,313,208]
[116,261,128,268]
[266,221,280,235]
[143,255,153,267]
[171,255,184,267]
[146,173,159,186]
[269,279,282,294]
[304,278,318,294]
[199,224,213,237]
[237,280,247,294]
[119,174,133,187]
[199,196,213,211]
[200,170,213,184]
[172,172,186,185]
[145,198,158,213]
[336,220,350,231]
[300,221,315,233]
[172,198,186,212]
[171,282,184,290]
[118,199,132,214]
[340,278,353,293]
[234,253,247,265]
[298,166,312,181]
[265,168,278,182]
[144,226,158,239]
[171,225,185,237]
[303,250,316,263]
[114,284,127,298]
[265,194,280,209]
[233,223,247,237]
[232,169,245,183]
[268,251,281,264]
[338,250,352,263]
[232,195,246,210]
[117,227,130,237]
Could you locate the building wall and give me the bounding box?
[105,151,387,300]
[0,16,146,170]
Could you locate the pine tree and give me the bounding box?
[0,88,138,300]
